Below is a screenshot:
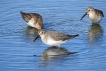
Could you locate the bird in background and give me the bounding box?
[80,7,104,24]
[20,11,43,29]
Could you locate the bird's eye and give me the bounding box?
[41,31,44,34]
[38,30,45,35]
[41,31,43,34]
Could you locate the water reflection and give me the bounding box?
[25,26,38,39]
[39,46,77,68]
[87,23,103,45]
[40,46,76,60]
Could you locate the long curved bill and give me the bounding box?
[80,13,87,20]
[33,35,40,42]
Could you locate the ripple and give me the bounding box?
[0,0,106,71]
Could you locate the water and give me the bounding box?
[0,0,106,71]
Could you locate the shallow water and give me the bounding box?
[0,0,106,71]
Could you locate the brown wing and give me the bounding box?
[31,13,43,29]
[95,9,104,17]
[20,11,32,23]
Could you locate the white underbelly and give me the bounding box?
[89,14,102,23]
[46,38,67,46]
[27,18,35,27]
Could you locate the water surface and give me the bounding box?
[0,0,106,71]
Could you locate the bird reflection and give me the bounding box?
[88,23,103,44]
[24,26,38,40]
[40,46,77,60]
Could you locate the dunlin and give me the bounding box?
[20,11,43,29]
[80,7,104,24]
[33,29,79,48]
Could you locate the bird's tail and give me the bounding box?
[69,34,79,39]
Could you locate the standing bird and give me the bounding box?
[80,7,104,24]
[33,29,79,48]
[20,11,43,29]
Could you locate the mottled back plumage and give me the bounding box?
[20,11,43,29]
[95,9,104,17]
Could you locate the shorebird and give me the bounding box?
[33,29,79,48]
[80,7,104,24]
[20,11,43,29]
